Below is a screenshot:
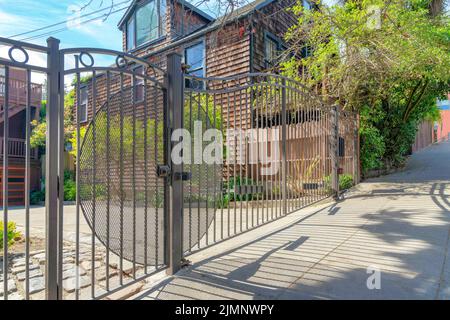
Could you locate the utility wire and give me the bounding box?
[8,0,131,39]
[19,5,130,42]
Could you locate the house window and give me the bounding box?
[134,66,145,102]
[184,41,205,89]
[127,17,135,51]
[126,0,166,51]
[264,33,286,69]
[79,87,88,123]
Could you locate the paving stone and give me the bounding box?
[17,268,43,281]
[11,264,39,275]
[104,281,145,300]
[29,276,45,294]
[7,292,24,300]
[95,268,118,281]
[63,275,91,293]
[63,267,87,280]
[32,252,46,260]
[81,260,102,271]
[30,250,45,256]
[0,279,17,296]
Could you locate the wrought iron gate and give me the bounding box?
[181,73,359,255]
[1,36,359,301]
[0,37,180,300]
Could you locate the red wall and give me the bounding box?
[437,110,450,142]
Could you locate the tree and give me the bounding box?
[282,0,450,172]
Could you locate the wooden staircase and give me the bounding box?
[0,165,25,206]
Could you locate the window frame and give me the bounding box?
[126,0,166,51]
[79,86,88,123]
[184,40,206,90]
[264,31,286,69]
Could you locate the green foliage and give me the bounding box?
[30,190,45,205]
[64,170,76,201]
[283,0,450,172]
[324,174,355,191]
[339,174,354,190]
[0,221,21,249]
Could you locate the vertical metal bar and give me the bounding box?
[226,88,230,237]
[105,70,111,290]
[2,66,9,301]
[205,91,209,246]
[132,71,137,279]
[255,84,260,226]
[57,49,65,300]
[91,70,97,298]
[212,92,217,243]
[353,113,359,185]
[281,79,287,216]
[154,83,160,268]
[119,72,124,285]
[233,89,237,235]
[74,59,81,301]
[220,83,224,241]
[143,76,148,273]
[188,91,193,252]
[331,106,339,199]
[45,37,60,300]
[25,68,31,300]
[196,93,201,248]
[239,88,243,232]
[244,87,249,230]
[166,53,183,275]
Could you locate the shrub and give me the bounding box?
[30,190,45,205]
[0,221,21,249]
[324,174,354,191]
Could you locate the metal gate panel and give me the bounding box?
[182,73,358,255]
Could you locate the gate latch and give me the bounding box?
[174,172,192,181]
[157,164,171,178]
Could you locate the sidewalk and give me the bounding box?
[133,142,450,300]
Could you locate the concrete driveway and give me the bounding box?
[134,141,450,300]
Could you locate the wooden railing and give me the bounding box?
[0,138,38,159]
[0,75,42,107]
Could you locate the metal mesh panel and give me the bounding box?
[79,83,165,266]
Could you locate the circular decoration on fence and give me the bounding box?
[115,55,127,69]
[79,52,95,68]
[8,45,29,64]
[78,82,222,266]
[79,84,166,267]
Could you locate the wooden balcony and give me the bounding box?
[0,138,38,159]
[0,75,42,123]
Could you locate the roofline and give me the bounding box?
[118,0,214,30]
[140,0,277,59]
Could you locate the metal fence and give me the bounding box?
[1,37,359,300]
[182,74,359,255]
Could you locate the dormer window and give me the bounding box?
[126,0,166,51]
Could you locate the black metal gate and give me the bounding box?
[0,37,180,300]
[1,36,359,300]
[181,73,359,255]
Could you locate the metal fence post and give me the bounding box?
[353,113,360,184]
[46,37,61,299]
[281,79,287,215]
[166,53,183,275]
[331,105,340,199]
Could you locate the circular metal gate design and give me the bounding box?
[79,84,165,266]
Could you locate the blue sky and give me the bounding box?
[0,0,132,50]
